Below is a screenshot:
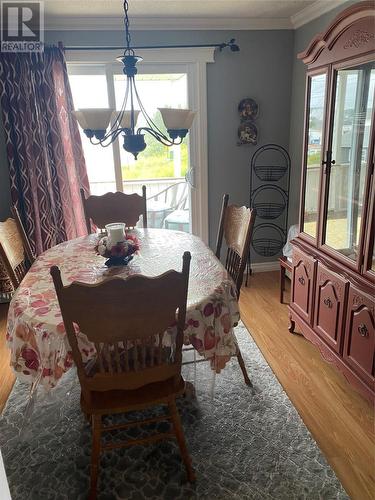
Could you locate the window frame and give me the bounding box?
[66,47,214,243]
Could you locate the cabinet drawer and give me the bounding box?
[344,287,375,386]
[291,248,316,324]
[314,264,348,353]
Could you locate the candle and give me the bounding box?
[105,223,125,244]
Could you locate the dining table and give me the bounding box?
[6,228,240,391]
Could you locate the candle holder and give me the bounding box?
[95,228,140,267]
[105,223,126,245]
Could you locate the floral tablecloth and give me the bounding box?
[6,229,240,390]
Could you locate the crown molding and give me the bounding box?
[45,15,293,31]
[290,0,348,29]
[45,1,351,32]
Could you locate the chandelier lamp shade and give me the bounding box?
[72,0,196,159]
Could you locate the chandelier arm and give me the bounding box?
[112,85,128,132]
[133,84,171,141]
[139,127,183,147]
[111,79,129,132]
[89,128,124,147]
[142,127,174,146]
[106,128,125,144]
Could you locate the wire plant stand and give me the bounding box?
[247,144,291,283]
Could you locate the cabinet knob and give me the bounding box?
[323,297,333,308]
[298,276,305,286]
[358,324,369,337]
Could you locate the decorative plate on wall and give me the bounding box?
[237,121,258,145]
[238,98,259,121]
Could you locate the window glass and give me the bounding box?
[69,74,117,194]
[303,73,327,238]
[113,73,188,195]
[324,63,375,261]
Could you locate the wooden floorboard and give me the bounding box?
[240,271,374,500]
[0,274,373,499]
[0,303,14,414]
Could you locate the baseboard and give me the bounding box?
[250,261,279,273]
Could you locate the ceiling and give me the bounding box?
[44,0,349,31]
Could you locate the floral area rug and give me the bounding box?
[0,323,348,500]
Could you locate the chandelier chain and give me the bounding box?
[124,0,131,50]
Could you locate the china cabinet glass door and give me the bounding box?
[364,171,375,278]
[302,73,327,239]
[369,222,375,274]
[323,61,375,264]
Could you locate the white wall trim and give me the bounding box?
[47,1,349,33]
[188,60,210,244]
[290,0,348,29]
[250,261,280,273]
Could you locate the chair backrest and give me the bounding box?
[51,251,191,397]
[81,187,148,234]
[148,181,188,210]
[0,218,29,289]
[215,194,256,298]
[11,206,35,265]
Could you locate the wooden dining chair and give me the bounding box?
[0,217,34,290]
[215,194,256,298]
[80,187,148,234]
[50,251,194,499]
[215,194,257,385]
[11,206,35,265]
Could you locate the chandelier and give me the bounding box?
[73,0,196,159]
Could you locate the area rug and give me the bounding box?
[0,323,348,500]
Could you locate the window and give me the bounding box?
[69,70,117,194]
[69,68,190,196]
[66,47,214,242]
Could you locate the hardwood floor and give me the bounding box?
[0,273,373,499]
[0,303,14,414]
[240,271,374,500]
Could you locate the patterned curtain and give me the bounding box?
[0,46,90,259]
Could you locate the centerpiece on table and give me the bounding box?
[96,223,140,267]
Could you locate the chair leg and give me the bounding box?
[236,348,252,387]
[89,414,102,500]
[168,400,195,482]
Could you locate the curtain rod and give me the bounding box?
[61,39,240,52]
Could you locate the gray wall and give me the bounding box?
[288,0,357,226]
[0,29,294,258]
[48,29,294,254]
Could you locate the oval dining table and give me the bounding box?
[6,228,240,391]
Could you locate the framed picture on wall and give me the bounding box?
[237,121,258,145]
[238,98,259,121]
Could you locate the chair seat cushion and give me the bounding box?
[164,210,189,224]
